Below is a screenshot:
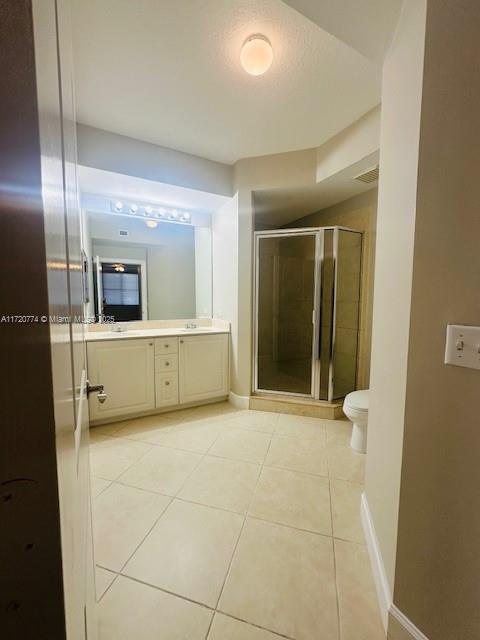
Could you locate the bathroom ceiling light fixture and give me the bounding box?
[109,200,193,225]
[240,35,273,76]
[113,263,125,272]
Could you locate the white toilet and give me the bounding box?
[343,390,369,454]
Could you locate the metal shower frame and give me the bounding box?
[252,226,362,403]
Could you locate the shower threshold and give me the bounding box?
[249,392,345,420]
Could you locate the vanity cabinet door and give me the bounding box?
[178,334,229,404]
[87,339,155,420]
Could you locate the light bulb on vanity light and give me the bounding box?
[114,200,123,211]
[169,209,179,220]
[144,206,153,216]
[240,35,273,76]
[181,212,191,222]
[130,203,138,214]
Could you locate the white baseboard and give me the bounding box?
[390,605,429,640]
[361,494,430,640]
[228,391,250,409]
[360,493,392,631]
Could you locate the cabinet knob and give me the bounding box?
[149,342,153,346]
[180,340,184,344]
[165,361,170,366]
[165,344,169,348]
[165,381,170,386]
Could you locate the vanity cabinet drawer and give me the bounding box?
[155,354,178,373]
[155,337,178,355]
[155,373,179,408]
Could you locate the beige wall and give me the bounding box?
[316,106,380,183]
[77,124,233,197]
[194,227,213,318]
[392,1,480,638]
[287,189,377,390]
[365,0,427,597]
[146,237,196,320]
[212,195,239,392]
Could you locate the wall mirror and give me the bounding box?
[83,210,212,322]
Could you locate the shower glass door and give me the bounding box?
[255,232,319,396]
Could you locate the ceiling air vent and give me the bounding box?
[354,165,379,184]
[118,229,129,238]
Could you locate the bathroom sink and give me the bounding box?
[178,327,212,332]
[108,329,142,336]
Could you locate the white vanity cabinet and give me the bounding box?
[87,331,229,422]
[178,334,229,404]
[87,338,155,421]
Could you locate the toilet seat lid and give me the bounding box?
[345,390,369,412]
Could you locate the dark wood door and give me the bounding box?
[0,1,95,638]
[100,262,143,322]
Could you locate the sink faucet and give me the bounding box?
[111,323,127,332]
[185,322,197,330]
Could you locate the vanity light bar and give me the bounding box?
[110,200,192,224]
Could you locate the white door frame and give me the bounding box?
[96,256,148,320]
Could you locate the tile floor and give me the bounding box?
[89,402,385,640]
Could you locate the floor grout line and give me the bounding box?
[213,414,278,612]
[214,610,296,640]
[98,567,216,612]
[262,461,330,479]
[96,565,297,640]
[94,565,119,603]
[116,494,175,575]
[328,474,342,640]
[91,478,113,499]
[93,476,367,544]
[90,438,156,486]
[110,428,218,577]
[246,514,333,539]
[91,406,372,639]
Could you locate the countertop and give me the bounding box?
[86,326,230,342]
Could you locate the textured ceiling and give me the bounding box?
[282,0,403,62]
[72,0,381,164]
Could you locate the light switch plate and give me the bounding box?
[445,324,480,370]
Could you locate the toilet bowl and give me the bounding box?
[343,390,369,454]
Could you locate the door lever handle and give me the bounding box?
[86,380,107,404]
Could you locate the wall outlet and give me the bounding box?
[445,324,480,370]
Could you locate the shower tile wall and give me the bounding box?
[285,190,377,390]
[333,231,362,398]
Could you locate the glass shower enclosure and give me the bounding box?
[253,227,362,402]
